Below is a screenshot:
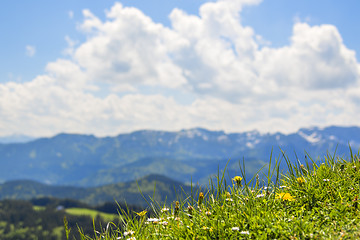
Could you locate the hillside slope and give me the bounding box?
[0,174,193,206]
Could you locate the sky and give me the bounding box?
[1,0,360,137]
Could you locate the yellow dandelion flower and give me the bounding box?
[233,176,243,187]
[135,210,147,217]
[198,192,204,206]
[276,192,295,201]
[226,191,231,198]
[297,177,305,184]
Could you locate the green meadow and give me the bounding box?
[69,149,360,239]
[65,208,120,223]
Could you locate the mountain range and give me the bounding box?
[0,126,359,187]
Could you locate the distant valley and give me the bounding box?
[0,126,359,187]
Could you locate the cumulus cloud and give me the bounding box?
[75,4,188,90]
[1,0,360,137]
[169,0,262,100]
[256,23,359,91]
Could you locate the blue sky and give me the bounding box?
[0,0,359,137]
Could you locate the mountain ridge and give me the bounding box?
[0,125,359,186]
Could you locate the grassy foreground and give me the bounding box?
[68,150,360,239]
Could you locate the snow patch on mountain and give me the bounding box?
[217,135,228,142]
[329,135,337,141]
[182,129,200,138]
[246,138,261,149]
[298,131,322,143]
[173,128,212,143]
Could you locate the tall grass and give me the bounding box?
[67,149,360,239]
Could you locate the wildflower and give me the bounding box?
[297,177,305,184]
[256,193,265,198]
[276,192,295,201]
[160,221,168,226]
[124,230,135,236]
[205,211,212,216]
[323,179,330,182]
[240,231,250,235]
[198,192,204,206]
[127,237,136,240]
[187,205,194,213]
[161,207,170,213]
[202,226,213,232]
[233,176,243,187]
[174,201,180,216]
[225,192,233,202]
[232,227,240,231]
[147,218,160,223]
[279,185,287,189]
[135,210,147,217]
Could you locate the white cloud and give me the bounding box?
[45,59,93,90]
[25,45,36,57]
[75,3,188,90]
[168,0,262,100]
[1,0,360,137]
[256,23,359,91]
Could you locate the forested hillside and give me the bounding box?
[0,197,139,240]
[0,174,193,206]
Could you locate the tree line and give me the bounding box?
[0,197,144,240]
